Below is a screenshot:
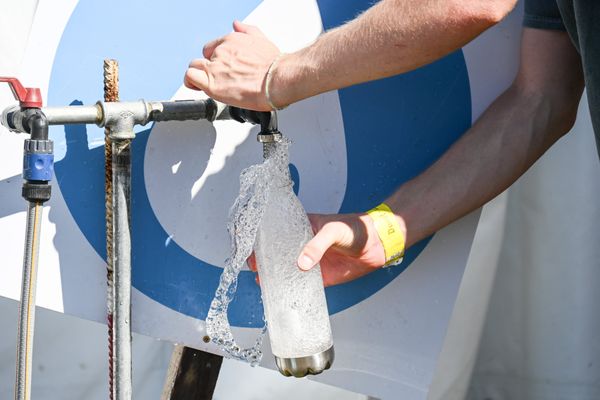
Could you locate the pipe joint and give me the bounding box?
[100,101,150,140]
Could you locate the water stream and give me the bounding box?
[205,140,291,365]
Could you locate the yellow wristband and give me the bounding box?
[367,203,405,267]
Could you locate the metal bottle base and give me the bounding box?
[274,346,334,378]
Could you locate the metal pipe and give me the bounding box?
[41,99,232,128]
[15,201,43,400]
[111,136,132,400]
[0,74,275,400]
[42,104,101,125]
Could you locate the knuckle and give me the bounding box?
[211,46,227,59]
[303,246,321,259]
[188,58,205,69]
[322,221,343,234]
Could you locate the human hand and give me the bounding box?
[184,20,281,111]
[248,213,402,287]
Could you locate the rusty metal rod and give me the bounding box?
[104,58,118,400]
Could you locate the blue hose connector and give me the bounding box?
[22,140,54,182]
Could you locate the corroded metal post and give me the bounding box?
[104,59,119,400]
[111,133,133,400]
[104,59,133,400]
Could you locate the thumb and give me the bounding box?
[233,20,264,36]
[297,223,339,271]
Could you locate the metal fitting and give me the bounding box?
[1,104,21,133]
[100,101,151,140]
[257,132,282,143]
[1,107,41,134]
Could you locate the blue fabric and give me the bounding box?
[525,0,600,158]
[555,0,600,158]
[524,0,566,31]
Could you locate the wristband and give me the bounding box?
[265,53,286,111]
[367,203,405,267]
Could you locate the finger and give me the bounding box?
[203,37,225,59]
[246,253,257,272]
[184,68,209,91]
[183,74,196,90]
[188,58,209,69]
[184,68,205,90]
[184,61,210,91]
[297,223,339,271]
[233,20,264,36]
[255,274,261,286]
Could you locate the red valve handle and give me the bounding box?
[0,77,42,108]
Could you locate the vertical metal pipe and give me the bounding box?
[104,58,119,400]
[15,201,43,400]
[111,138,132,400]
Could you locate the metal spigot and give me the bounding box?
[228,108,282,144]
[0,77,53,400]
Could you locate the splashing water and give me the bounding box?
[205,139,292,365]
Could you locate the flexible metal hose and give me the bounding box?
[15,201,43,400]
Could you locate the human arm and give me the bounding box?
[290,28,585,286]
[184,0,517,110]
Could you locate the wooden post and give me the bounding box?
[161,346,223,400]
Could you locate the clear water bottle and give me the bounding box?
[254,141,334,377]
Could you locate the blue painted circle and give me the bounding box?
[49,0,471,327]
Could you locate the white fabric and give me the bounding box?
[430,91,600,400]
[0,297,174,399]
[428,193,509,400]
[0,296,367,399]
[468,92,600,400]
[3,1,599,399]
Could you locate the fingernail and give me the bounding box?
[298,254,314,271]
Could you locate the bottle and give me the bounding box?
[254,140,334,377]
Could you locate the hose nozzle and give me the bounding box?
[228,108,282,143]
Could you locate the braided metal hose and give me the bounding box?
[14,202,43,400]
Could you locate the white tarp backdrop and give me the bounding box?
[466,93,600,400]
[0,1,486,398]
[2,1,598,400]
